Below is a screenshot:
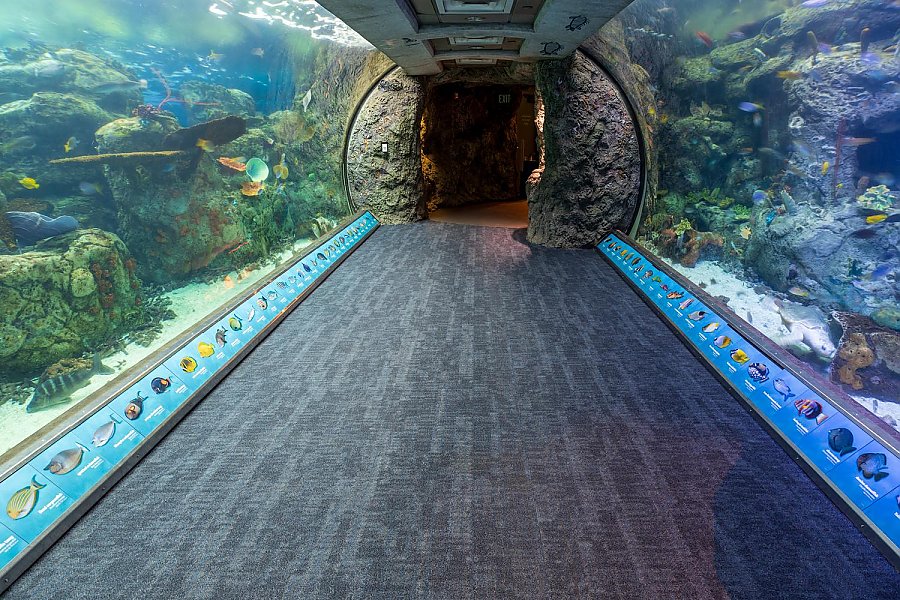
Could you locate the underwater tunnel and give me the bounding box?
[1,0,899,597]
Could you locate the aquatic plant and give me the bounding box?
[732,205,750,221]
[686,188,736,210]
[856,185,894,211]
[674,218,693,236]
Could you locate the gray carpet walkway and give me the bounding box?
[5,222,899,599]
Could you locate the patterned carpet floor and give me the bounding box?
[6,222,898,599]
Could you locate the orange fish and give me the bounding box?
[241,181,264,197]
[218,156,247,171]
[695,31,713,48]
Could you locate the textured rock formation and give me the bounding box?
[831,312,899,404]
[527,49,641,247]
[179,81,256,124]
[346,69,426,224]
[421,84,528,210]
[0,228,145,377]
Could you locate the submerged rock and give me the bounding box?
[0,228,146,378]
[179,81,256,124]
[831,312,899,403]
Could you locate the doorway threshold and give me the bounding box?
[428,200,528,228]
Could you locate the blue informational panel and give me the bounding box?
[0,211,378,583]
[597,233,900,553]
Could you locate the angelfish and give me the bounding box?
[6,476,46,520]
[44,444,86,475]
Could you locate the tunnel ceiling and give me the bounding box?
[316,0,636,75]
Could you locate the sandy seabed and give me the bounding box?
[0,239,312,458]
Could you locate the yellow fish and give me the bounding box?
[776,71,803,80]
[6,476,46,520]
[866,214,887,224]
[63,136,79,153]
[180,357,198,373]
[196,138,216,152]
[821,161,830,176]
[740,226,751,240]
[18,177,39,190]
[197,342,215,358]
[730,349,750,365]
[273,163,288,180]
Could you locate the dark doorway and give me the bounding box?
[421,84,537,215]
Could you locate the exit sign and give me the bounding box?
[498,93,511,104]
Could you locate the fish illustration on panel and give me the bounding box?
[6,476,46,520]
[827,428,856,457]
[180,357,198,373]
[703,322,720,333]
[793,398,822,420]
[215,327,227,347]
[151,377,171,394]
[198,342,215,358]
[856,453,889,482]
[747,362,769,383]
[124,391,146,420]
[772,379,795,403]
[256,297,268,310]
[714,335,732,348]
[687,311,706,321]
[730,349,750,364]
[679,298,694,310]
[92,420,116,447]
[44,444,86,475]
[228,314,243,331]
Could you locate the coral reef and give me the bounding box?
[0,228,146,378]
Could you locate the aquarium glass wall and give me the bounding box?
[601,0,899,430]
[0,1,374,467]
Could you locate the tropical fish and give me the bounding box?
[842,137,876,147]
[151,377,171,394]
[776,71,803,80]
[747,362,769,383]
[740,226,752,240]
[738,102,763,113]
[751,190,767,204]
[6,476,46,520]
[714,335,732,348]
[273,154,289,180]
[827,428,856,457]
[703,322,720,333]
[869,264,894,279]
[267,290,278,301]
[250,47,265,57]
[197,342,215,358]
[288,276,297,285]
[256,297,268,310]
[794,398,822,419]
[92,421,116,447]
[44,445,84,475]
[866,214,887,224]
[821,161,830,176]
[63,136,79,153]
[643,270,653,279]
[247,307,256,321]
[241,181,264,197]
[652,276,662,283]
[765,210,777,226]
[631,256,641,266]
[18,177,39,190]
[787,286,809,298]
[27,354,112,413]
[730,349,750,364]
[773,379,795,402]
[217,156,246,171]
[79,182,102,195]
[679,298,694,310]
[301,88,313,112]
[666,291,684,300]
[215,327,227,347]
[856,453,889,481]
[125,392,146,420]
[752,48,767,60]
[5,211,79,247]
[695,31,713,48]
[245,158,269,182]
[229,314,243,331]
[688,311,706,322]
[180,357,198,373]
[208,51,225,61]
[196,138,216,152]
[276,281,289,291]
[317,252,327,262]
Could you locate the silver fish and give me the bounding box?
[44,445,85,475]
[92,421,116,447]
[773,379,795,403]
[6,476,46,520]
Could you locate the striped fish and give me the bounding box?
[26,354,111,413]
[6,476,46,520]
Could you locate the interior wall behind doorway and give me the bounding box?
[421,84,535,211]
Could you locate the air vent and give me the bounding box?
[456,58,498,65]
[449,36,505,45]
[435,0,515,15]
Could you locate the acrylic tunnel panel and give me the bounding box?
[598,1,900,432]
[0,3,376,473]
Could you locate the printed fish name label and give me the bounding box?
[762,390,781,410]
[75,456,104,477]
[823,448,842,465]
[855,476,880,501]
[0,534,20,554]
[145,405,164,422]
[113,429,139,449]
[793,418,810,435]
[37,493,67,515]
[175,385,187,394]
